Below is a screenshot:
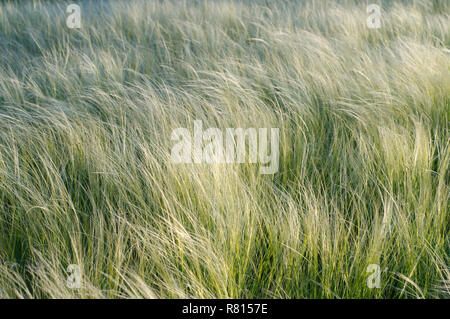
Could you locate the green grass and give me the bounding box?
[0,0,448,298]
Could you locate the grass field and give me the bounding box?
[0,0,448,298]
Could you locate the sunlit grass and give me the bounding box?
[0,0,448,298]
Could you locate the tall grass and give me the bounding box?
[0,0,448,298]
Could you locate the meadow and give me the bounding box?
[0,0,448,298]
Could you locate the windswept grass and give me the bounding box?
[0,0,448,298]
